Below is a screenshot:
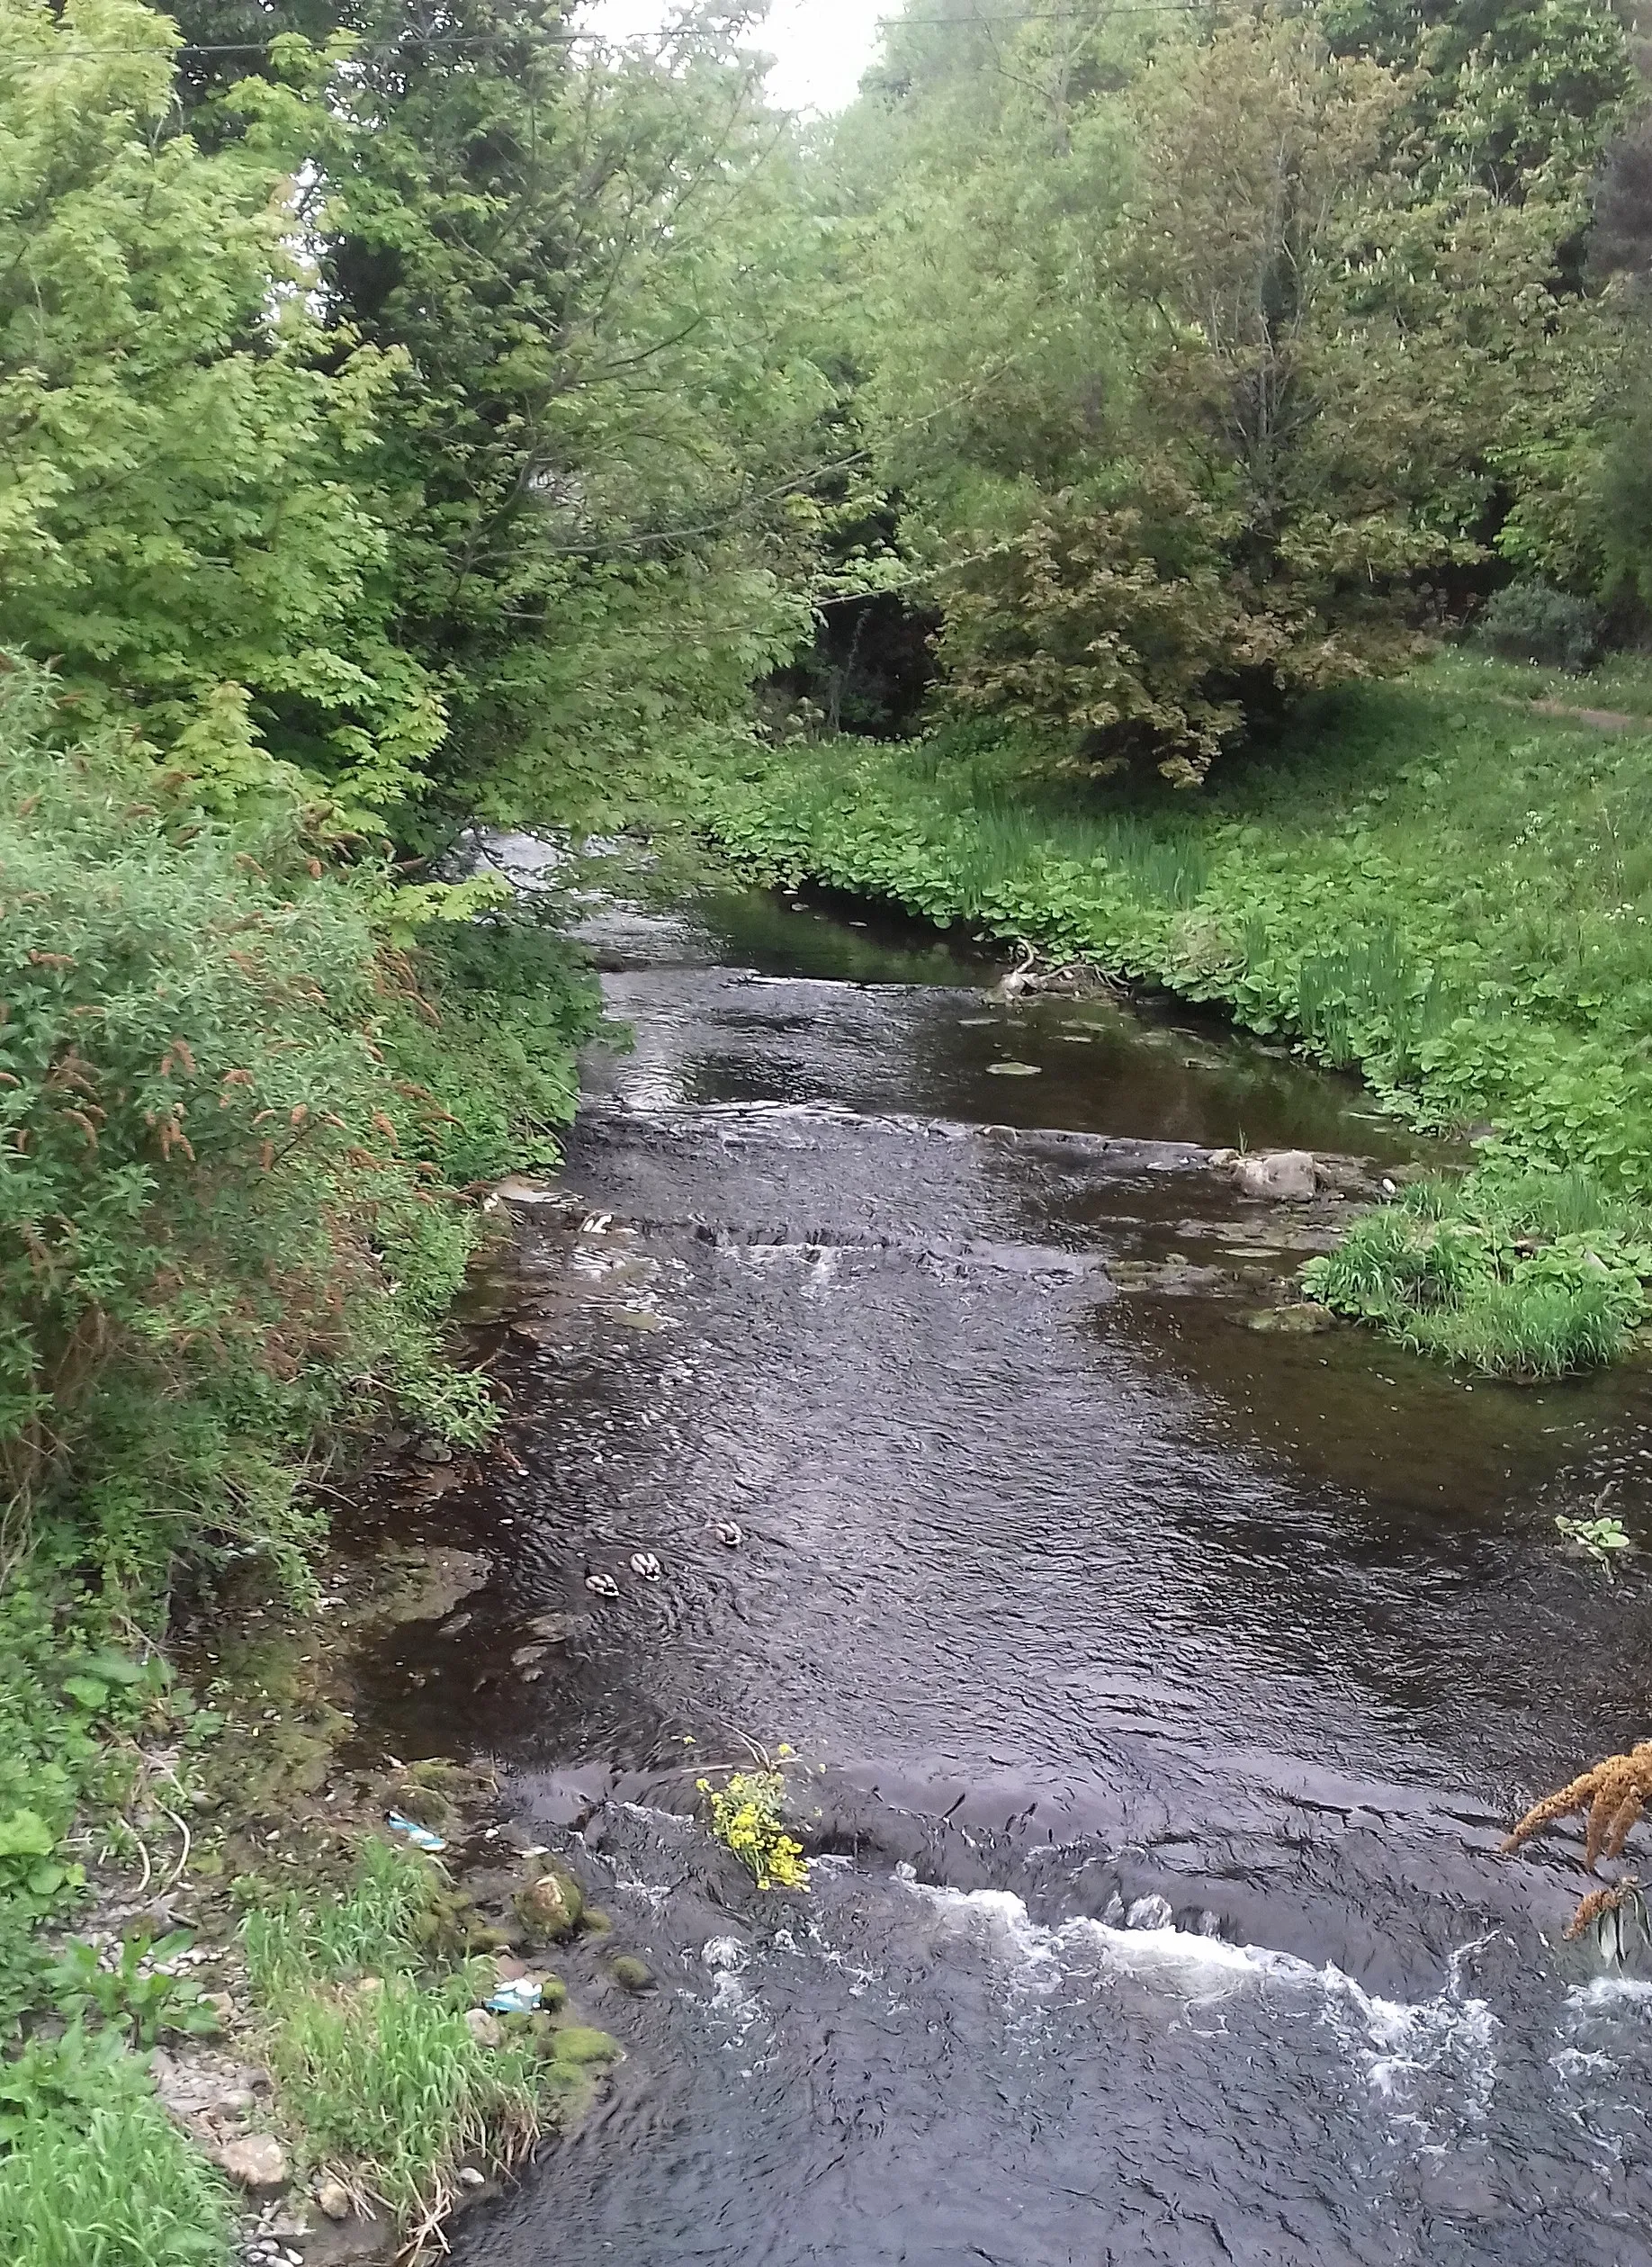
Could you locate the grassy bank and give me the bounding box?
[0,1499,626,2264]
[692,652,1652,1378]
[0,662,610,2259]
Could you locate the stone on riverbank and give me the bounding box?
[215,2133,288,2191]
[515,1861,585,1941]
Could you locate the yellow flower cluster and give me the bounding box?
[697,1769,809,1891]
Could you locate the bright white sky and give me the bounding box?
[579,0,889,114]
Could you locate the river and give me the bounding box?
[360,850,1652,2266]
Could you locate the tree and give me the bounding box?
[184,0,836,829]
[0,0,444,824]
[827,0,1636,779]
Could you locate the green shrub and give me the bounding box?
[1473,580,1603,673]
[379,917,598,1186]
[0,663,497,1593]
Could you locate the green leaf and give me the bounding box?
[0,1811,56,1860]
[75,1652,148,1688]
[62,1677,111,1714]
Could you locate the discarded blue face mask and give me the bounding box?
[387,1811,446,1852]
[487,1977,543,2014]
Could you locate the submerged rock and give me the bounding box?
[609,1956,656,1994]
[525,1611,593,1642]
[1243,1303,1335,1335]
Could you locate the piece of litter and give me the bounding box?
[487,1977,543,2014]
[387,1811,446,1852]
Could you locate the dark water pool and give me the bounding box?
[361,859,1652,2266]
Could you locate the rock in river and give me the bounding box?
[1214,1147,1319,1201]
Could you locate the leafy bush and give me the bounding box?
[0,0,444,814]
[0,1586,184,2027]
[378,919,598,1186]
[47,1931,218,2048]
[0,663,500,1593]
[1473,580,1603,673]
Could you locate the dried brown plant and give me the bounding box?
[1502,1741,1652,1872]
[1564,1876,1642,1943]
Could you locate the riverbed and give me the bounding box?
[362,860,1652,2266]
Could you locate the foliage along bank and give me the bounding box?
[803,0,1645,774]
[6,0,1652,2242]
[692,656,1652,1380]
[1,0,813,2233]
[0,655,607,2256]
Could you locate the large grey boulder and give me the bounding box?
[1213,1148,1318,1201]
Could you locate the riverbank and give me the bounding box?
[0,674,622,2263]
[689,652,1652,1378]
[0,1455,630,2266]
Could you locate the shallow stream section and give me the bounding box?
[362,854,1652,2265]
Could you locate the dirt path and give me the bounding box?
[1495,693,1649,732]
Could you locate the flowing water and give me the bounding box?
[363,850,1652,2265]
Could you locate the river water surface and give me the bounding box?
[366,857,1652,2266]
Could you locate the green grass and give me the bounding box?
[243,1836,434,1997]
[690,652,1652,1375]
[0,2031,235,2267]
[245,1840,601,2236]
[1434,646,1652,721]
[1302,1175,1649,1378]
[267,1974,543,2226]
